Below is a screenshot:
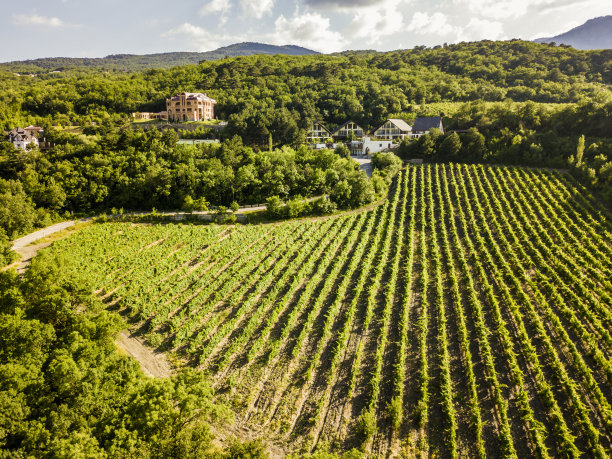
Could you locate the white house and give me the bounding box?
[7,127,41,150]
[331,121,365,140]
[372,119,412,140]
[306,121,332,142]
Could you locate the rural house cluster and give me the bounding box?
[307,117,445,155]
[7,92,443,156]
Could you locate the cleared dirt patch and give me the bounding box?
[116,331,173,378]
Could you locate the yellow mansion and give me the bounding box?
[166,92,216,121]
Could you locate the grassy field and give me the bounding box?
[47,164,612,457]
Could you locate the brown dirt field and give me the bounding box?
[116,331,173,378]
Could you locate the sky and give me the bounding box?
[1,0,610,61]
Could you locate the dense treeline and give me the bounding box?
[1,39,610,234]
[0,255,268,457]
[1,40,610,142]
[0,123,398,243]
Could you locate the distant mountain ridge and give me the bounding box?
[535,15,612,50]
[0,42,319,72]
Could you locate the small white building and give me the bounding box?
[176,139,220,145]
[362,137,395,155]
[346,137,396,156]
[7,127,41,150]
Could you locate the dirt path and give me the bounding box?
[352,156,373,177]
[5,241,54,273]
[11,219,86,250]
[116,331,173,378]
[5,219,93,273]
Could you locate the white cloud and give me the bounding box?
[200,0,232,15]
[407,12,458,36]
[451,0,579,20]
[530,20,581,39]
[272,12,346,53]
[407,13,504,43]
[13,13,66,28]
[162,23,224,51]
[456,18,504,41]
[304,0,388,9]
[347,0,407,44]
[200,0,232,25]
[241,0,275,19]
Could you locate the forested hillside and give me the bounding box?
[1,40,610,133]
[2,38,612,459]
[1,40,611,256]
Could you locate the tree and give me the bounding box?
[161,129,178,148]
[0,228,14,266]
[462,127,486,162]
[0,180,38,239]
[576,134,585,167]
[416,134,436,157]
[439,132,462,159]
[371,152,402,180]
[334,143,350,158]
[265,195,284,219]
[193,197,209,212]
[183,195,195,212]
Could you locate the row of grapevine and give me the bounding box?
[45,163,612,457]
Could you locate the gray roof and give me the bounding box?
[377,118,412,132]
[7,128,36,142]
[412,117,443,132]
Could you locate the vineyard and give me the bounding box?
[47,164,612,457]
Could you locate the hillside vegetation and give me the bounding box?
[45,164,612,457]
[1,41,611,230]
[1,40,610,133]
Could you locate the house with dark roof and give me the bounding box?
[372,119,412,140]
[306,121,332,142]
[331,121,365,140]
[7,127,40,150]
[411,117,444,138]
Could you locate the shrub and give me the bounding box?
[311,197,337,215]
[226,439,268,459]
[355,411,377,441]
[265,196,284,219]
[372,152,402,181]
